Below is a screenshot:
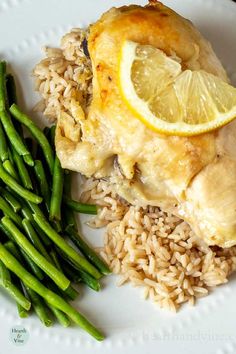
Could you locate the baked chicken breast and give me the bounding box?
[56,1,236,248]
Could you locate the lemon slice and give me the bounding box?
[119,40,236,136]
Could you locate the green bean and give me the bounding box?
[0,121,8,162]
[5,240,41,284]
[34,160,50,211]
[61,261,82,284]
[1,224,44,280]
[50,249,62,271]
[64,208,76,229]
[33,223,52,248]
[0,188,21,212]
[45,281,71,325]
[33,214,102,280]
[6,74,17,106]
[11,147,33,190]
[66,226,110,275]
[0,161,42,203]
[20,205,52,248]
[64,284,79,301]
[27,201,56,236]
[10,104,54,175]
[0,109,33,166]
[61,256,100,292]
[48,248,79,300]
[0,259,31,310]
[22,219,51,262]
[21,203,38,221]
[25,286,53,327]
[4,240,21,260]
[55,248,99,290]
[5,218,53,278]
[51,220,62,233]
[0,222,15,242]
[63,172,76,229]
[0,244,104,340]
[22,153,34,166]
[17,302,29,318]
[5,242,44,286]
[26,200,45,218]
[0,257,10,285]
[80,270,100,291]
[4,240,19,260]
[50,156,63,221]
[0,61,7,110]
[63,196,97,215]
[14,278,29,318]
[19,249,44,280]
[36,127,52,182]
[46,303,70,327]
[2,216,70,290]
[0,195,22,227]
[6,73,23,134]
[4,238,44,281]
[3,159,19,181]
[3,72,23,136]
[46,279,68,302]
[21,204,36,222]
[7,147,14,165]
[49,249,79,301]
[44,125,56,149]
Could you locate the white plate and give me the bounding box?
[1,0,236,353]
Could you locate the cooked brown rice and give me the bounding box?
[80,177,236,311]
[34,29,236,312]
[33,28,92,122]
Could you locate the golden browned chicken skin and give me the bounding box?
[56,1,236,248]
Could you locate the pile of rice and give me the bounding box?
[33,29,236,312]
[80,178,236,311]
[33,28,92,122]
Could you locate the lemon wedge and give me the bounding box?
[119,40,236,136]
